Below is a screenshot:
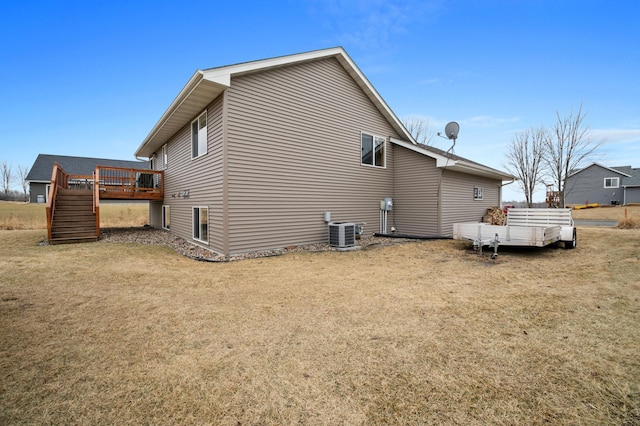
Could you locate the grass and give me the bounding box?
[1,215,639,424]
[0,200,149,230]
[571,204,640,221]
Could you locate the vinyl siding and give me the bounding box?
[153,94,226,253]
[440,171,501,236]
[29,182,48,203]
[225,57,399,254]
[392,145,439,236]
[565,165,625,206]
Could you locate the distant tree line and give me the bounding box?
[1,161,30,202]
[504,104,601,207]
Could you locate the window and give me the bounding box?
[604,177,619,188]
[191,111,207,158]
[193,206,208,243]
[162,144,168,169]
[474,187,484,200]
[361,133,386,167]
[162,205,170,230]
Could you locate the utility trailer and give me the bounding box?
[453,208,577,259]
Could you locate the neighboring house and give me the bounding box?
[565,163,640,206]
[134,47,514,257]
[26,154,148,203]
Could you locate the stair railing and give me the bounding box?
[46,163,69,241]
[93,169,100,237]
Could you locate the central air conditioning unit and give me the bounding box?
[328,222,356,248]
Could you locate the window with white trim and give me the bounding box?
[193,206,208,243]
[191,111,207,158]
[473,187,484,200]
[604,177,619,188]
[361,133,386,167]
[162,205,170,230]
[162,144,168,169]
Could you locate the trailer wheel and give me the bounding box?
[564,229,577,249]
[491,253,498,259]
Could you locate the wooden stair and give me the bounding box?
[49,189,98,244]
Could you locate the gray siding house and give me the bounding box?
[134,47,514,257]
[26,154,148,203]
[565,163,640,206]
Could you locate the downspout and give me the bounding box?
[500,179,517,206]
[437,168,443,236]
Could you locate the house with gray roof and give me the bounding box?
[564,163,640,206]
[26,154,148,203]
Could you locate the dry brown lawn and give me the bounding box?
[0,201,149,230]
[572,204,640,222]
[1,223,639,425]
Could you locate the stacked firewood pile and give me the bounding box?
[483,206,506,225]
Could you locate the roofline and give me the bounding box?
[135,47,416,157]
[391,138,516,181]
[568,162,633,178]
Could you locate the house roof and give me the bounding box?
[613,166,640,187]
[26,154,148,183]
[391,138,516,181]
[135,47,416,158]
[568,162,632,178]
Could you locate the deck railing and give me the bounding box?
[46,163,67,241]
[95,166,163,200]
[93,170,100,237]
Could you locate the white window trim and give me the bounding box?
[192,206,209,244]
[162,205,170,230]
[360,132,386,168]
[604,177,619,188]
[191,111,208,159]
[474,187,484,200]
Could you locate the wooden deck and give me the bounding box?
[47,163,163,243]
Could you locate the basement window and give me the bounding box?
[604,177,619,188]
[193,206,208,243]
[361,133,386,168]
[162,205,170,230]
[473,187,484,200]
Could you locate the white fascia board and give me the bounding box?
[449,160,517,181]
[135,71,230,157]
[203,47,346,78]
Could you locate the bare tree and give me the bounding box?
[1,161,13,200]
[17,165,30,202]
[543,104,602,207]
[505,126,548,207]
[401,115,434,146]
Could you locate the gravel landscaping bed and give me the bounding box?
[99,226,415,262]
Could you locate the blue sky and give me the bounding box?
[1,0,638,201]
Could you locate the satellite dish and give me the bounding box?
[444,122,459,140]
